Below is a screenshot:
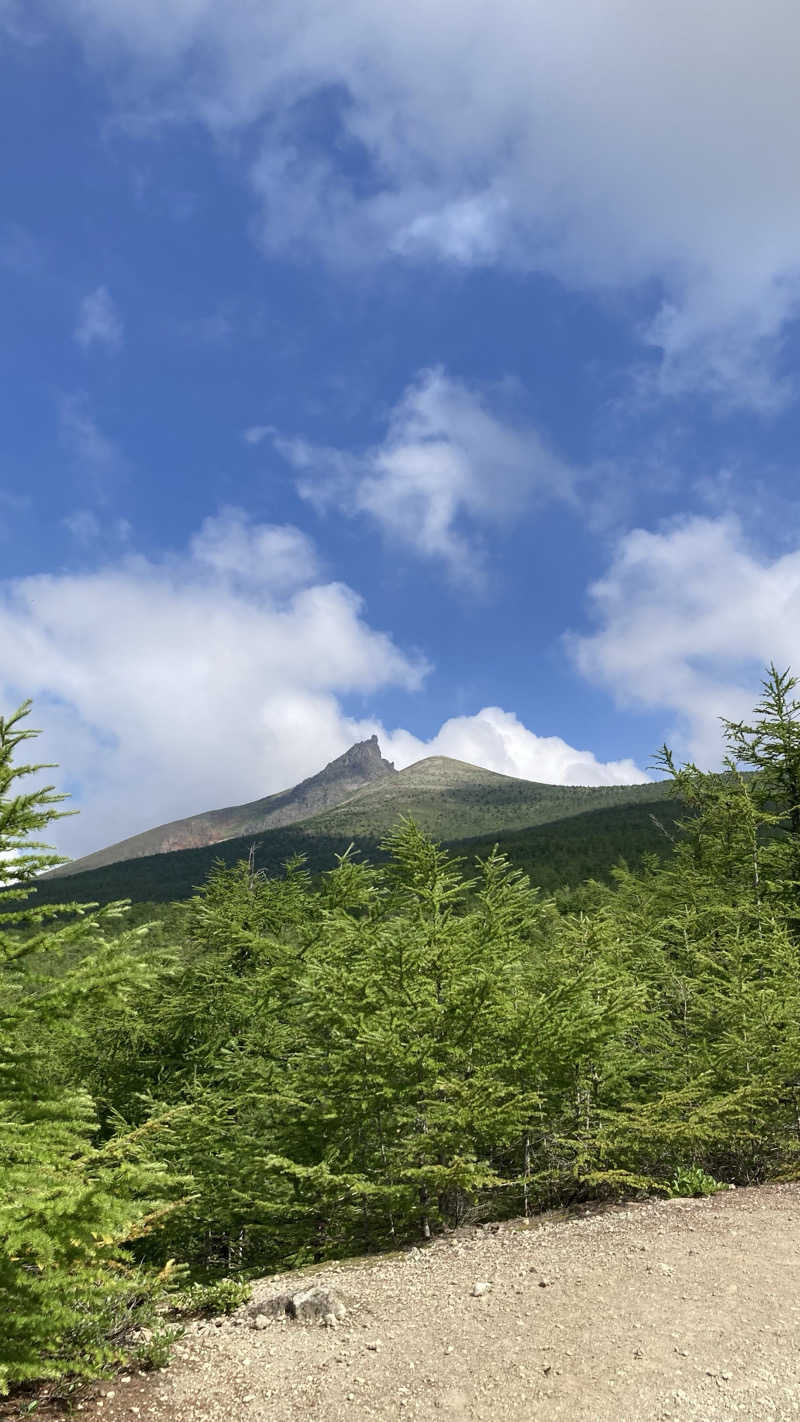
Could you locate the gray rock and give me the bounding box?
[249,1287,347,1326]
[293,1287,347,1324]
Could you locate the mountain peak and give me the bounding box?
[50,731,396,879]
[325,735,395,779]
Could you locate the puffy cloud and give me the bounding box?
[382,707,647,787]
[275,368,574,580]
[75,285,124,351]
[189,506,319,591]
[572,516,800,763]
[0,506,650,859]
[0,510,425,857]
[43,0,800,404]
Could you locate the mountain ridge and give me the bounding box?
[39,737,676,905]
[301,753,662,843]
[47,734,396,879]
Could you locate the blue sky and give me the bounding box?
[4,0,800,858]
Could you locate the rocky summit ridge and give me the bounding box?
[49,735,396,879]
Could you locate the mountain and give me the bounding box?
[29,782,680,911]
[36,743,680,907]
[46,735,396,879]
[301,754,669,842]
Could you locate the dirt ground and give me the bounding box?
[25,1184,800,1421]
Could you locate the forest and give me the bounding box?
[3,667,800,1397]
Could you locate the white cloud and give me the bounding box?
[381,706,647,787]
[64,509,102,544]
[75,285,124,351]
[0,506,649,859]
[189,505,319,591]
[43,0,800,405]
[242,425,272,446]
[274,368,574,580]
[0,510,425,857]
[572,515,800,764]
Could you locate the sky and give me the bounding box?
[4,0,800,859]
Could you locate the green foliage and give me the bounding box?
[0,703,176,1395]
[133,1322,184,1372]
[174,1277,252,1316]
[10,667,800,1394]
[668,1166,724,1198]
[76,822,645,1269]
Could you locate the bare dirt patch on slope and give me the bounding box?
[46,1184,800,1421]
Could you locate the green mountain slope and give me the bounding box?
[30,755,679,908]
[305,755,670,841]
[452,795,683,894]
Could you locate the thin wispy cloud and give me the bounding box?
[0,220,41,274]
[75,285,124,351]
[58,393,125,490]
[273,368,575,583]
[242,425,272,446]
[63,509,132,547]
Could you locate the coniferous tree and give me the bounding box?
[597,683,800,1186]
[0,703,174,1395]
[43,666,800,1289]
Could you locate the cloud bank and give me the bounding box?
[47,0,800,404]
[0,509,424,857]
[383,707,646,788]
[0,509,646,858]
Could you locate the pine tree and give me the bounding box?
[721,663,800,926]
[52,669,800,1283]
[0,703,174,1395]
[598,676,800,1187]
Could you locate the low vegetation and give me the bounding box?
[3,667,800,1396]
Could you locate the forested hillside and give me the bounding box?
[28,791,682,910]
[4,668,800,1400]
[30,768,674,907]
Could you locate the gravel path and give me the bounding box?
[76,1184,800,1421]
